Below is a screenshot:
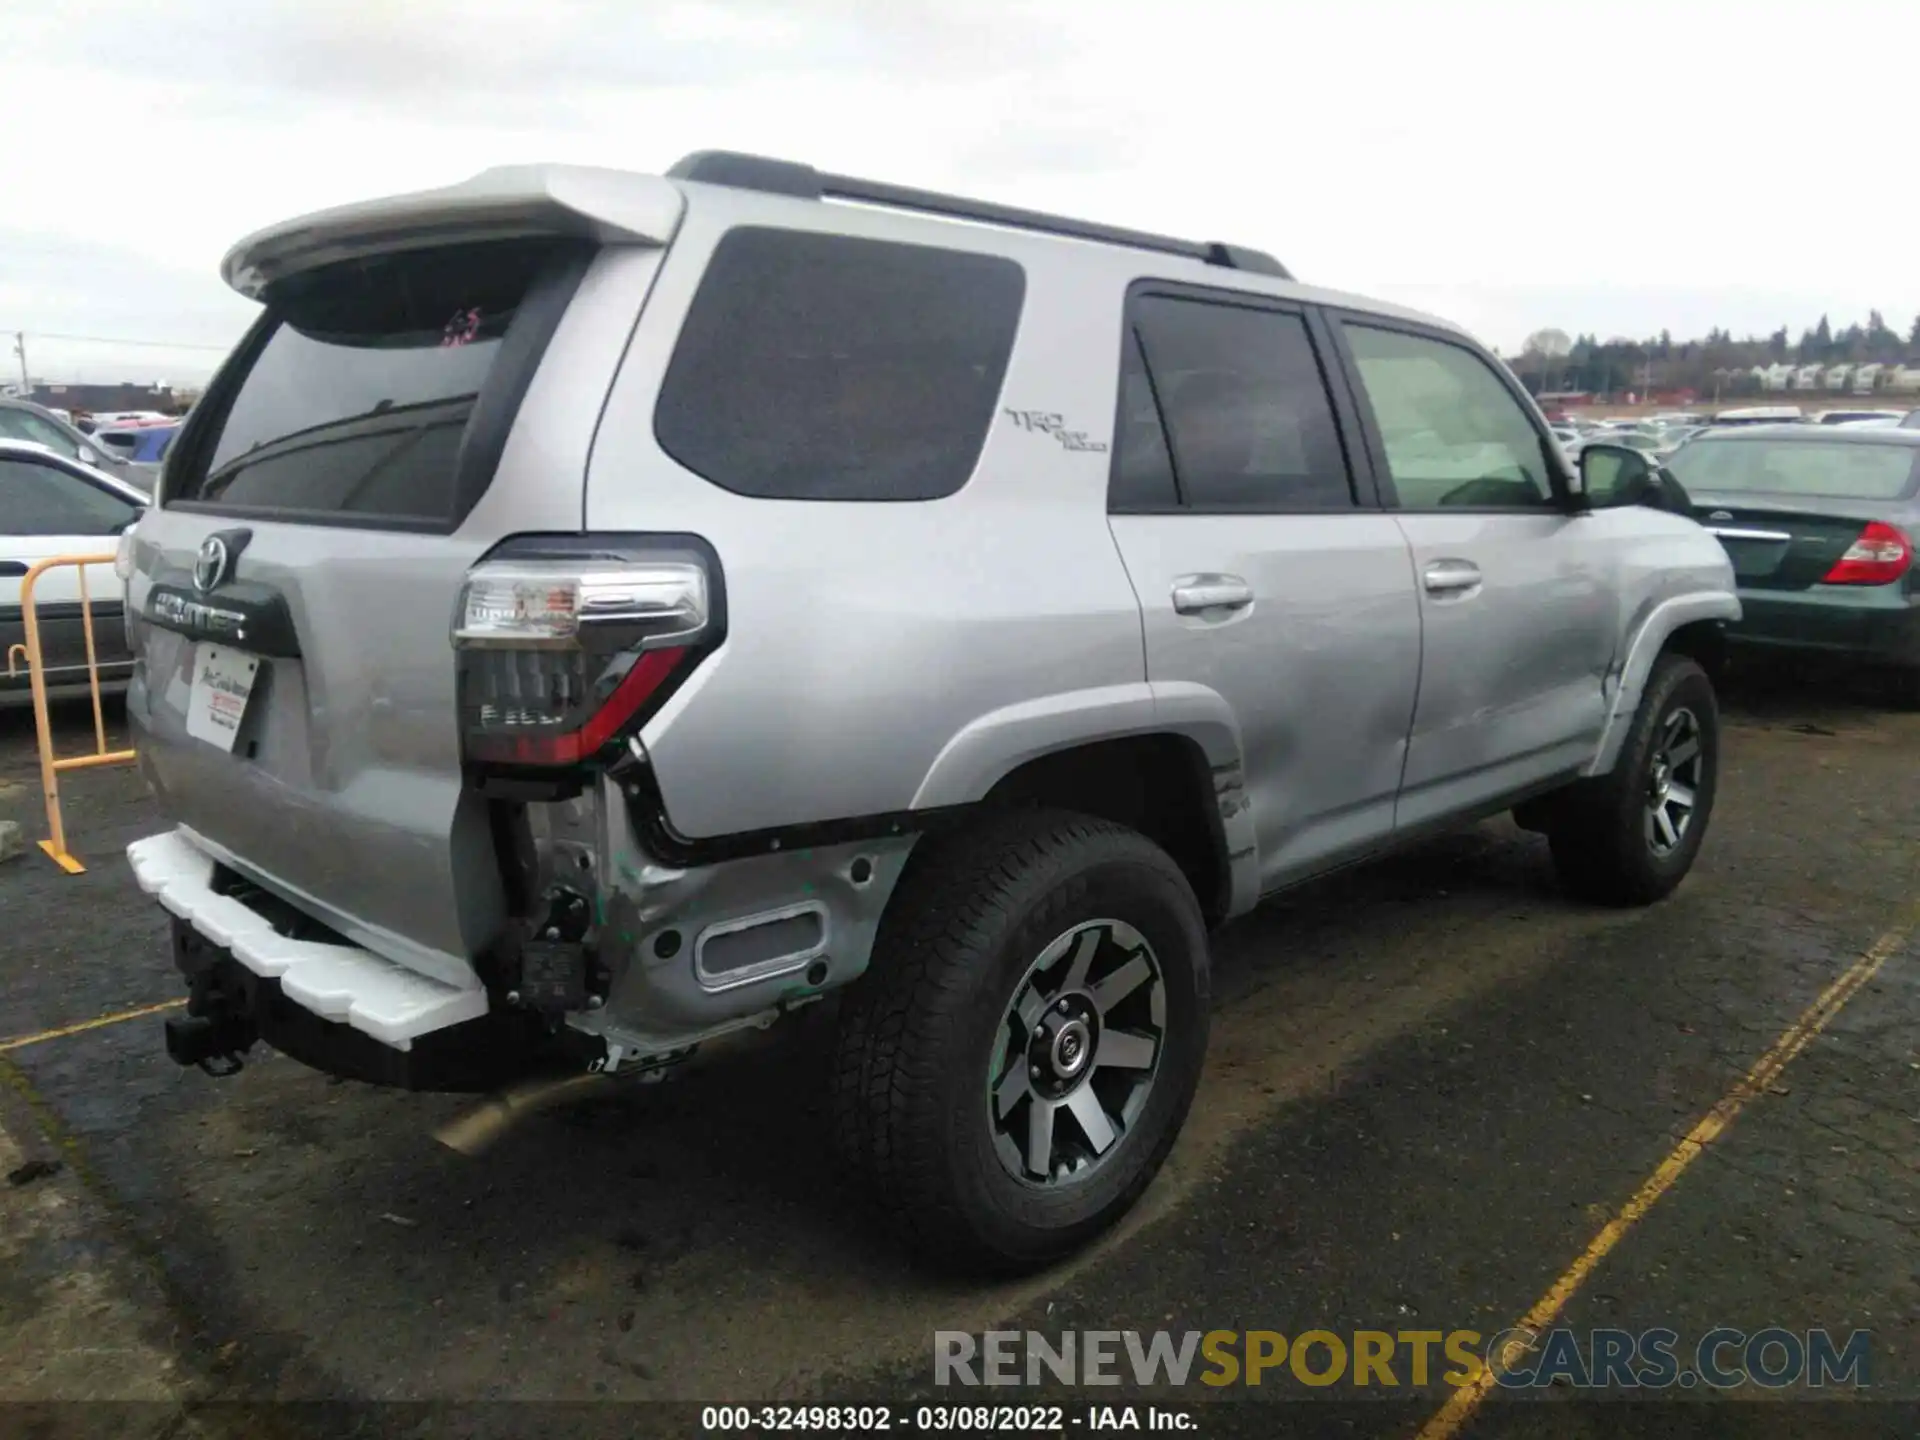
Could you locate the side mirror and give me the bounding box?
[78,446,99,466]
[1582,444,1692,512]
[1579,443,1652,509]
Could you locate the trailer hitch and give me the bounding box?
[163,1012,255,1077]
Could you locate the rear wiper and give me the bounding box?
[198,395,475,499]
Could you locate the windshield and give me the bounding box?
[1666,439,1920,499]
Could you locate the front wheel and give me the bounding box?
[1549,654,1720,906]
[829,810,1210,1274]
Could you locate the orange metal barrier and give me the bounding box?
[5,552,137,874]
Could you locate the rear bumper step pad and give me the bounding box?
[127,828,487,1050]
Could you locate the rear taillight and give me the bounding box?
[453,536,721,770]
[1821,521,1912,586]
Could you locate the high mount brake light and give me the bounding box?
[1821,521,1912,586]
[452,539,719,770]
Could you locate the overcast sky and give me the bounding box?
[4,0,1917,385]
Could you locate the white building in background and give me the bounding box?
[1852,363,1884,395]
[1823,363,1854,390]
[1884,364,1920,394]
[1759,363,1795,391]
[1792,364,1824,390]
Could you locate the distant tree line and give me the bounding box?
[1512,313,1920,398]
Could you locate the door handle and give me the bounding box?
[1171,576,1254,615]
[1422,559,1483,595]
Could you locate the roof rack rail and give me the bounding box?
[666,150,1292,281]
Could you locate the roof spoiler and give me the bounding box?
[221,165,687,299]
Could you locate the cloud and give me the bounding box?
[0,230,256,384]
[3,0,1918,375]
[22,0,1077,126]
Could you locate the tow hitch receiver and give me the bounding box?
[164,1011,256,1077]
[167,917,259,1076]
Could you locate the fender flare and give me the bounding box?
[1585,590,1741,777]
[910,681,1262,918]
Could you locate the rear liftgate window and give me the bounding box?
[654,227,1026,501]
[171,237,582,527]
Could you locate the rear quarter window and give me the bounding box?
[654,227,1025,502]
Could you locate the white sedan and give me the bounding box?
[1,439,147,707]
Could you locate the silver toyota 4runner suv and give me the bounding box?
[122,151,1738,1272]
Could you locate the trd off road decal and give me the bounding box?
[1004,409,1109,453]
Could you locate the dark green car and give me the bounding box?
[1663,427,1920,705]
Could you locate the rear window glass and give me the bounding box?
[1667,439,1920,499]
[171,238,569,523]
[654,227,1025,501]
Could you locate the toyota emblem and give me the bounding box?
[193,536,231,593]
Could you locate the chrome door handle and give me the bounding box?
[1422,559,1482,595]
[1171,576,1254,614]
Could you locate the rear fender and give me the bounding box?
[909,681,1260,917]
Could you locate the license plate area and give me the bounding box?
[186,643,261,752]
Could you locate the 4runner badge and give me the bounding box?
[1004,409,1108,454]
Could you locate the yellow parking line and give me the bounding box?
[1415,903,1919,1440]
[0,998,187,1054]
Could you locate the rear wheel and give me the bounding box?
[1549,654,1719,906]
[830,810,1209,1274]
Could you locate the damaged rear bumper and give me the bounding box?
[129,829,594,1091]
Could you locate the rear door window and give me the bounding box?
[1115,294,1356,512]
[0,457,142,535]
[169,237,584,527]
[654,227,1025,501]
[1108,328,1181,511]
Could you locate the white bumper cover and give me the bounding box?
[126,829,487,1050]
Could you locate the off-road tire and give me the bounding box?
[829,809,1210,1275]
[1548,654,1719,906]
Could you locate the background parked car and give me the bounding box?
[0,438,146,706]
[1812,409,1906,426]
[91,423,180,467]
[1567,426,1692,467]
[1711,406,1808,427]
[1666,426,1920,707]
[0,397,160,492]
